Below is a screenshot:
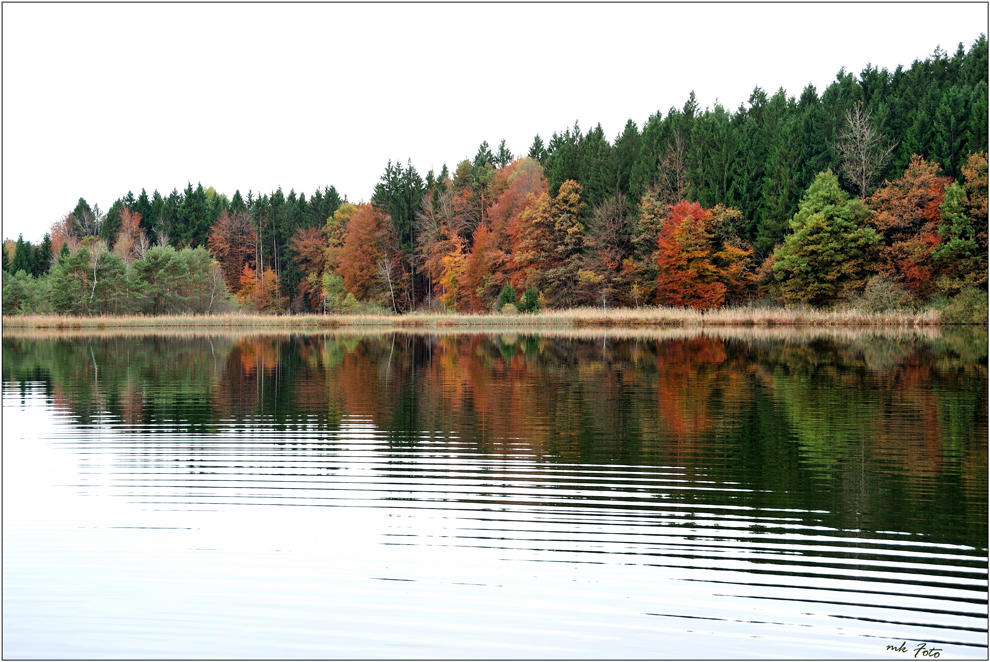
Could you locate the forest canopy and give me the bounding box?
[4,37,987,318]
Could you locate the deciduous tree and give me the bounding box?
[835,103,897,197]
[207,210,257,289]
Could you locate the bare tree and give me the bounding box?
[136,233,151,260]
[377,256,397,314]
[73,204,104,238]
[835,103,897,198]
[86,239,108,304]
[656,128,688,205]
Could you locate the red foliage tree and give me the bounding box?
[867,156,952,297]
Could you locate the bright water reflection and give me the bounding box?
[2,328,987,658]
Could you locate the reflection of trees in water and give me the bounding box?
[2,329,986,547]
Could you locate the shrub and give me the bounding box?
[496,284,518,312]
[500,303,519,315]
[940,287,988,324]
[853,275,915,312]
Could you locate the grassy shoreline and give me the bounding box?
[1,305,950,331]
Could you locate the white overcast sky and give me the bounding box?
[2,3,987,243]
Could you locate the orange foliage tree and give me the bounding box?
[237,263,283,312]
[654,201,756,310]
[462,157,547,311]
[867,155,952,298]
[655,202,726,309]
[49,213,77,258]
[337,203,402,306]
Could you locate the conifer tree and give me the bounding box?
[773,171,879,305]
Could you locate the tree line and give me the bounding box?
[3,37,987,317]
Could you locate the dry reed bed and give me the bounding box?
[0,325,949,344]
[2,306,944,333]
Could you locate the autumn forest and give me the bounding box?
[3,38,987,320]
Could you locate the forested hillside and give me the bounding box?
[4,37,987,317]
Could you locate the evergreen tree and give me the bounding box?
[578,123,615,210]
[931,85,969,179]
[934,182,986,291]
[10,235,32,275]
[102,199,125,247]
[135,189,154,238]
[773,171,879,305]
[49,246,91,315]
[495,139,513,168]
[613,119,641,200]
[35,234,53,276]
[528,134,547,164]
[544,122,582,197]
[687,104,737,208]
[230,190,247,215]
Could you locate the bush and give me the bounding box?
[496,284,517,312]
[852,275,915,312]
[500,303,519,315]
[940,287,988,324]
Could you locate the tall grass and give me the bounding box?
[2,324,951,345]
[2,304,945,332]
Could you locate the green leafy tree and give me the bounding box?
[934,182,986,292]
[178,246,230,313]
[773,170,879,305]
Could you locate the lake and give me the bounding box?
[2,327,987,658]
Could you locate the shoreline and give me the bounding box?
[0,306,956,331]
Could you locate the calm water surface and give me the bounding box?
[2,328,987,658]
